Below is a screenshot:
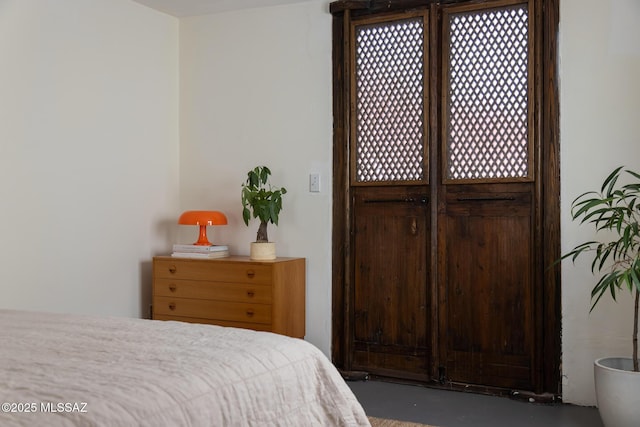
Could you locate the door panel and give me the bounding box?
[351,11,429,186]
[442,2,532,184]
[439,185,534,389]
[352,186,430,380]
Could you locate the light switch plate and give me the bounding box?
[309,173,320,192]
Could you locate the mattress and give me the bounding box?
[0,309,370,426]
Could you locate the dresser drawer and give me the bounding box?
[153,296,271,324]
[154,258,272,284]
[153,314,273,332]
[154,278,272,304]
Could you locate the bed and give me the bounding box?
[0,309,370,426]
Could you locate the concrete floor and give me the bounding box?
[349,380,603,427]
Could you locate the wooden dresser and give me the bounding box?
[152,256,305,338]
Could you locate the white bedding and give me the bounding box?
[0,309,370,426]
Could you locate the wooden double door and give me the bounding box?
[331,0,560,395]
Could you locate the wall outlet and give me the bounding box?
[309,173,320,192]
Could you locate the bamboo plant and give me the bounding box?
[559,166,640,371]
[241,166,286,243]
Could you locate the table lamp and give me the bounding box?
[178,210,228,246]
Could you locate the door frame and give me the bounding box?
[330,0,560,396]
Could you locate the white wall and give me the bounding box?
[560,0,640,405]
[0,0,180,317]
[179,1,333,353]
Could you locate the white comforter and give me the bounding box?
[0,309,370,426]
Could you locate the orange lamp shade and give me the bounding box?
[178,210,228,246]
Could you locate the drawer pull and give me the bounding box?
[246,309,254,318]
[246,270,255,279]
[168,303,176,311]
[168,284,177,292]
[247,290,255,298]
[168,265,177,274]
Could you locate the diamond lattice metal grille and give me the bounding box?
[354,17,425,183]
[445,5,529,181]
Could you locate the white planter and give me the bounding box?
[249,242,276,260]
[594,357,640,427]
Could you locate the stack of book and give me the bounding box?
[171,244,229,259]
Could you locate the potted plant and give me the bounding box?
[559,166,640,427]
[241,166,287,260]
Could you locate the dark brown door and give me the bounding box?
[348,10,432,381]
[436,2,538,391]
[331,0,560,395]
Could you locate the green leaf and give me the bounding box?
[602,166,624,196]
[242,207,251,225]
[260,166,270,185]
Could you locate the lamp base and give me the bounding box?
[249,242,276,260]
[194,225,212,246]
